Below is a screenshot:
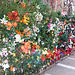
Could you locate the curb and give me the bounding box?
[33,54,73,75]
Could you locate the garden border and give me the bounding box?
[33,53,74,75]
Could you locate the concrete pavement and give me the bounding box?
[41,53,75,75]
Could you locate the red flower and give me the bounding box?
[40,54,45,61]
[73,43,75,47]
[54,47,57,51]
[12,11,18,16]
[57,57,60,61]
[46,50,52,59]
[59,31,63,36]
[7,11,20,22]
[73,39,75,43]
[60,41,63,42]
[56,51,60,57]
[59,48,65,54]
[32,45,36,49]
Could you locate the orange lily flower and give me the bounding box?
[12,22,17,27]
[15,30,21,35]
[10,65,14,71]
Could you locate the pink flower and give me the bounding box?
[69,19,72,22]
[21,61,23,63]
[50,19,52,23]
[31,49,35,53]
[61,11,68,16]
[47,23,51,28]
[11,34,13,36]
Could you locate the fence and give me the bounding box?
[43,0,75,15]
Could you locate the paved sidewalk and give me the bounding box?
[41,53,75,75]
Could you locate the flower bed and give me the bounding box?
[0,0,75,75]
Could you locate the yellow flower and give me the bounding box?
[50,58,52,60]
[52,28,54,31]
[21,54,24,58]
[28,51,31,55]
[53,40,55,44]
[37,56,39,61]
[51,31,53,33]
[15,58,18,62]
[20,15,29,25]
[44,48,47,50]
[13,53,16,57]
[62,27,64,29]
[33,42,37,45]
[52,34,54,36]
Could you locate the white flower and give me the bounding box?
[0,63,2,66]
[15,34,21,42]
[33,12,36,14]
[38,37,41,43]
[48,23,56,32]
[33,25,39,32]
[1,48,8,57]
[68,45,72,48]
[42,50,47,55]
[35,12,43,21]
[56,18,59,22]
[8,51,13,55]
[35,33,37,36]
[15,34,24,43]
[0,51,3,57]
[41,41,44,45]
[4,60,8,64]
[70,39,73,44]
[71,28,74,30]
[60,44,64,47]
[2,50,8,57]
[2,48,7,51]
[36,5,40,9]
[2,63,9,71]
[0,15,8,24]
[3,38,6,42]
[13,67,16,72]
